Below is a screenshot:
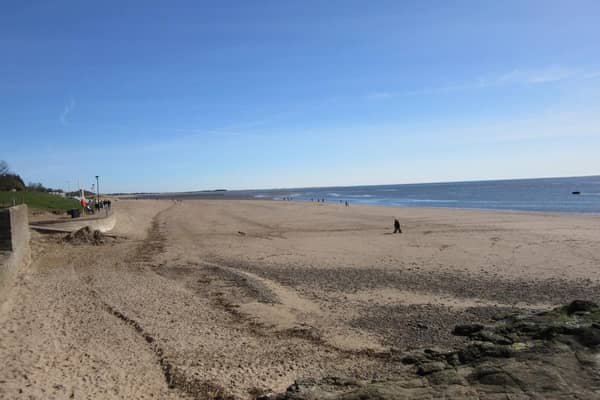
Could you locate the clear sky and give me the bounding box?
[2,1,599,193]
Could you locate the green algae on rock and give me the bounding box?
[268,301,600,400]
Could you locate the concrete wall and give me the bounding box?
[0,205,31,304]
[30,211,116,233]
[0,210,11,251]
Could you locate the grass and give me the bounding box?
[0,191,82,212]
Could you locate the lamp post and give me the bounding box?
[95,175,100,206]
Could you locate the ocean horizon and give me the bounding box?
[154,175,600,214]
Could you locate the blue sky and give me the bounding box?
[1,1,599,192]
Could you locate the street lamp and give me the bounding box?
[95,175,100,206]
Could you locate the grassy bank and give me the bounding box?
[0,191,81,211]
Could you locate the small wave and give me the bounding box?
[346,194,375,198]
[327,193,341,197]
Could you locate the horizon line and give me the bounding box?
[106,173,600,195]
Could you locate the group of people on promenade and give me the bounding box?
[83,199,112,215]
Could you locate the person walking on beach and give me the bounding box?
[393,218,402,233]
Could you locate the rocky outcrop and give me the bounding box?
[270,301,600,399]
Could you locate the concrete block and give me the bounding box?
[0,204,31,304]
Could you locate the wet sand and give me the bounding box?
[1,199,599,399]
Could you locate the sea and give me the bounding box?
[211,175,600,214]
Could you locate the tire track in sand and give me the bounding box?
[100,203,236,399]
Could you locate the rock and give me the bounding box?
[416,361,447,376]
[423,346,455,359]
[473,330,514,345]
[270,302,600,399]
[400,353,421,365]
[444,352,461,367]
[567,300,598,315]
[469,366,517,387]
[458,342,513,364]
[453,324,484,336]
[575,350,598,366]
[426,369,466,386]
[572,326,600,347]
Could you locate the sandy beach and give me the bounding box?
[1,199,599,399]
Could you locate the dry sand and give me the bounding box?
[1,199,599,399]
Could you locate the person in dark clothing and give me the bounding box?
[393,218,402,233]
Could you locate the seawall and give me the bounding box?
[0,205,31,304]
[30,211,116,233]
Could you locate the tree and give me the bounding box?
[0,174,25,191]
[0,161,26,191]
[0,160,9,175]
[27,182,47,192]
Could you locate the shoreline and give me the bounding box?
[127,195,600,217]
[123,174,600,215]
[288,198,600,217]
[346,201,600,217]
